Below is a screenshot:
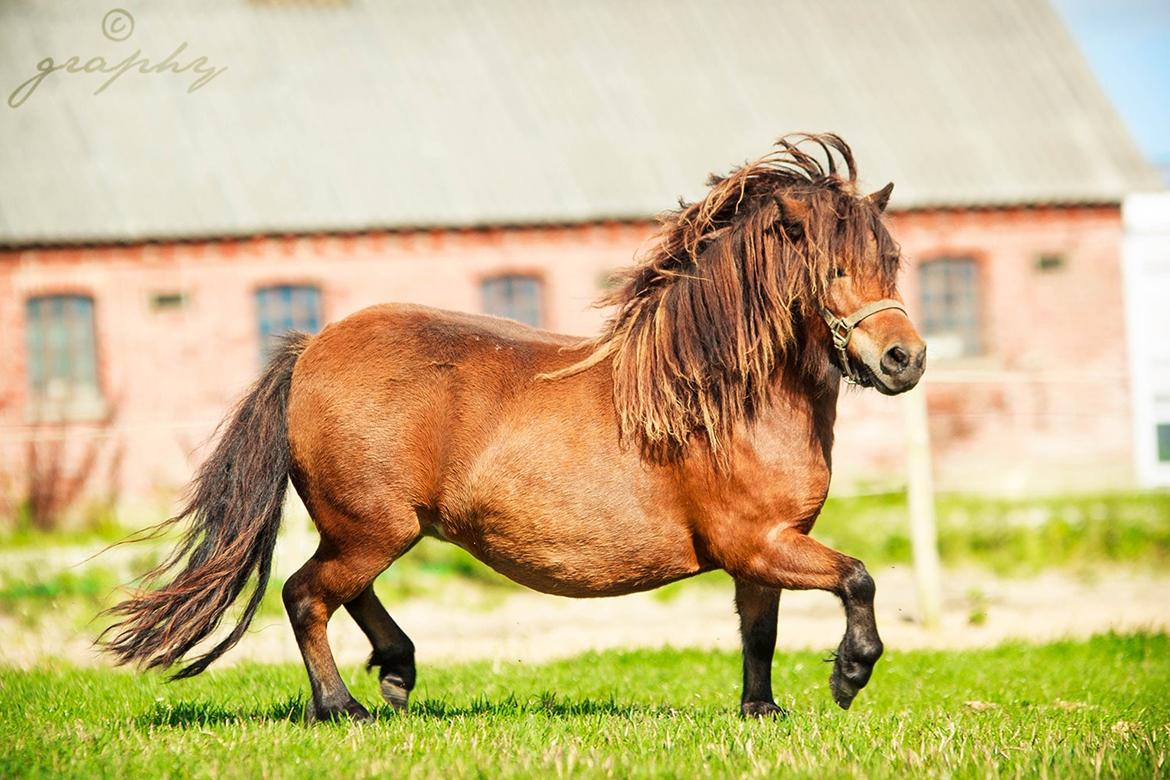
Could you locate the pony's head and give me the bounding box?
[800,180,926,395]
[550,133,925,461]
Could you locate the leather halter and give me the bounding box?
[819,299,907,385]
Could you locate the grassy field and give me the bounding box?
[3,489,1169,623]
[812,490,1170,574]
[1,633,1167,778]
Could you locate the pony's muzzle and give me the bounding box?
[877,339,926,392]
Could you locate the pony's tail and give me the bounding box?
[100,333,309,679]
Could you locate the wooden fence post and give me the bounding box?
[904,382,942,629]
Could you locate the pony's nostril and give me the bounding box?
[882,345,910,373]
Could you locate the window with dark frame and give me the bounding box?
[25,295,101,404]
[256,285,322,364]
[598,269,623,291]
[918,257,982,357]
[1034,253,1066,273]
[151,291,187,310]
[1157,423,1170,464]
[481,275,543,328]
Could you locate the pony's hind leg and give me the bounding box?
[344,585,416,711]
[282,505,420,723]
[283,551,378,722]
[733,528,882,710]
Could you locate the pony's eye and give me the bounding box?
[832,267,848,279]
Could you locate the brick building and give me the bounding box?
[0,1,1161,523]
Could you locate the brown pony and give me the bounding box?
[103,133,926,722]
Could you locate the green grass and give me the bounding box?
[2,633,1167,778]
[2,490,1168,619]
[0,516,126,550]
[814,490,1170,574]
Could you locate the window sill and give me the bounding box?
[25,395,109,425]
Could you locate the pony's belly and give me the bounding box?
[429,513,705,598]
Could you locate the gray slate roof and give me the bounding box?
[0,0,1161,245]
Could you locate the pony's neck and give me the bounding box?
[763,349,841,468]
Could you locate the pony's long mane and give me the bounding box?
[548,133,902,463]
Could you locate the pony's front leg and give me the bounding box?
[734,578,785,718]
[732,528,883,710]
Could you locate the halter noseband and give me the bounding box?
[819,299,907,385]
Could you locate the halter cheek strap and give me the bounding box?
[819,299,907,385]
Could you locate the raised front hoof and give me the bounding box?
[380,674,411,712]
[829,665,860,710]
[741,700,787,719]
[828,634,882,710]
[308,698,374,724]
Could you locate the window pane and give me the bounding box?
[1158,423,1170,463]
[256,285,323,365]
[482,275,543,328]
[919,258,980,357]
[50,297,69,381]
[69,297,97,387]
[25,294,99,399]
[26,299,44,392]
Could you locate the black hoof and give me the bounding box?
[828,635,881,710]
[309,698,373,724]
[368,649,415,713]
[829,664,859,710]
[380,674,411,712]
[741,700,787,719]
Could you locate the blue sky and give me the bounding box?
[1052,0,1170,169]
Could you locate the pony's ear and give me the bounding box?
[867,182,894,212]
[776,194,810,237]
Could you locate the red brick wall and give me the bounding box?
[0,207,1132,523]
[0,224,649,522]
[833,206,1131,492]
